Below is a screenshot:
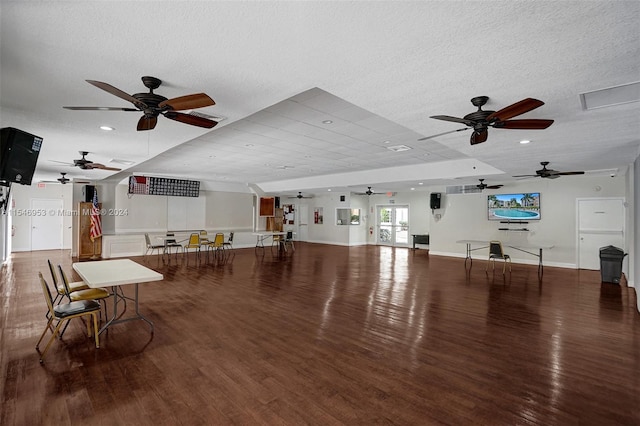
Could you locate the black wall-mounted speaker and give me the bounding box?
[0,127,43,186]
[275,196,280,208]
[83,185,95,203]
[430,192,441,209]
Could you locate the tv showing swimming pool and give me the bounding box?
[488,192,541,221]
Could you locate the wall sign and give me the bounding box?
[128,175,200,197]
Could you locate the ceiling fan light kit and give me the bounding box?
[427,96,554,145]
[64,76,218,131]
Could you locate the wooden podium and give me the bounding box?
[77,202,102,259]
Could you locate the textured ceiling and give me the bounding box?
[1,1,639,196]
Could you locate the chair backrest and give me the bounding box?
[200,230,208,238]
[145,233,152,247]
[39,272,56,316]
[166,232,177,244]
[228,232,234,242]
[286,231,293,240]
[489,241,504,257]
[188,233,200,245]
[214,233,224,247]
[57,265,73,297]
[47,259,59,288]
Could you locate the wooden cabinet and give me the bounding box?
[77,202,102,259]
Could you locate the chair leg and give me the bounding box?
[38,320,65,363]
[36,317,55,350]
[92,312,100,348]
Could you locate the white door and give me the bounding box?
[577,198,624,270]
[31,199,63,251]
[297,204,308,241]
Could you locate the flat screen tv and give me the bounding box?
[488,192,540,221]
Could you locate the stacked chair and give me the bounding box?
[36,272,101,363]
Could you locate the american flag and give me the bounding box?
[89,189,102,241]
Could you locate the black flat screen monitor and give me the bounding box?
[488,192,540,221]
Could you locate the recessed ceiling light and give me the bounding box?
[383,140,391,144]
[327,189,332,192]
[322,120,333,124]
[100,126,114,131]
[410,187,415,191]
[520,140,531,144]
[245,143,254,147]
[419,182,424,185]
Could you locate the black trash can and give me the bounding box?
[599,245,626,284]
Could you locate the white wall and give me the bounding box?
[427,175,627,270]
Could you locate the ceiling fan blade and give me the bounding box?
[86,163,122,171]
[50,160,74,165]
[86,80,147,108]
[137,116,158,131]
[512,174,539,178]
[163,111,218,129]
[470,129,488,145]
[63,106,139,111]
[487,98,544,121]
[486,185,504,189]
[556,171,585,176]
[418,127,469,141]
[493,119,554,129]
[159,93,215,111]
[430,115,474,126]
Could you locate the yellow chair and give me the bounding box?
[47,259,88,307]
[207,233,226,261]
[36,272,100,363]
[199,230,210,248]
[271,233,284,253]
[184,233,201,263]
[58,265,111,317]
[486,241,511,274]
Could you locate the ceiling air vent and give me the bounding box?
[386,145,412,152]
[446,185,482,194]
[187,110,227,122]
[579,81,640,110]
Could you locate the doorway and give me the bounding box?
[577,197,625,270]
[377,205,409,247]
[30,198,63,251]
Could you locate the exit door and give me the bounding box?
[31,199,63,251]
[377,205,409,247]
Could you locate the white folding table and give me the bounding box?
[73,259,163,334]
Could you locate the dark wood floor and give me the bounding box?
[1,244,638,425]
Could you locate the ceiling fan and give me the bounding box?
[513,161,585,179]
[64,76,218,131]
[57,172,70,184]
[51,151,122,171]
[476,179,503,190]
[40,172,90,185]
[420,96,554,145]
[288,191,313,199]
[354,187,374,196]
